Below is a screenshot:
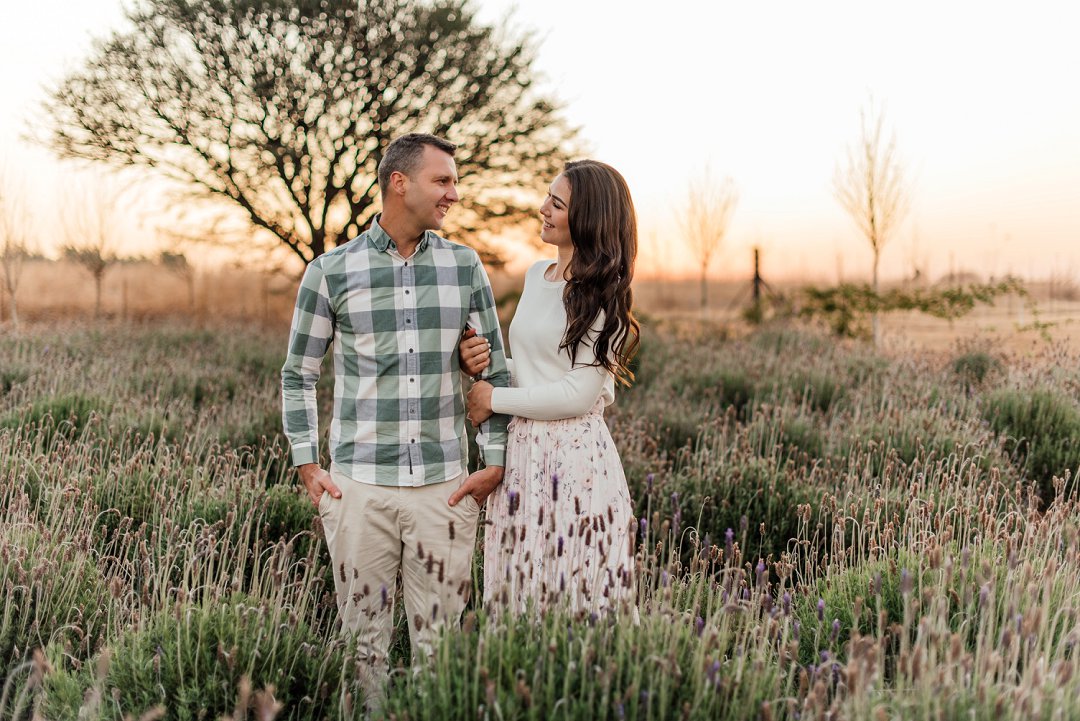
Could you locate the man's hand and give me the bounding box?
[466,380,494,428]
[298,463,342,507]
[459,327,491,377]
[447,465,504,507]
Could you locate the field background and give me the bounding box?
[2,265,1080,719]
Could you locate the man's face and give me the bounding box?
[401,145,460,231]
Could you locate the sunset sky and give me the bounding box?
[2,0,1077,282]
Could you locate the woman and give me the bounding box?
[460,160,640,614]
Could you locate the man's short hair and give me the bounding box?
[378,134,457,191]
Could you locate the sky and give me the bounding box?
[2,0,1078,282]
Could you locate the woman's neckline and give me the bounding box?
[541,261,567,285]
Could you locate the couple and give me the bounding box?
[280,133,639,689]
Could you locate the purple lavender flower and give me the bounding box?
[646,473,654,492]
[706,659,721,686]
[816,598,825,622]
[900,568,913,596]
[695,616,705,637]
[830,618,841,643]
[979,583,991,608]
[782,592,791,615]
[756,560,766,586]
[793,620,800,641]
[661,570,670,587]
[639,517,648,541]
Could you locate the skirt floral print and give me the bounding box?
[483,400,636,614]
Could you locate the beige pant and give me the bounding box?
[320,468,481,688]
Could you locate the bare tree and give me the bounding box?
[42,0,577,267]
[834,99,911,346]
[0,166,33,329]
[61,181,122,317]
[678,167,738,311]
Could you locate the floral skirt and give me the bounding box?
[483,401,636,614]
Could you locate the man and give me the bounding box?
[280,133,509,697]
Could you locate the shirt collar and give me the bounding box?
[368,215,431,255]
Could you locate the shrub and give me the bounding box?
[42,595,358,721]
[952,351,1002,389]
[0,368,30,396]
[384,607,784,721]
[983,388,1080,499]
[0,525,112,675]
[0,393,112,442]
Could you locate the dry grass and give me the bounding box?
[3,259,1079,355]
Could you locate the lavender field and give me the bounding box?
[2,321,1080,720]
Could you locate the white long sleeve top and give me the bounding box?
[489,260,616,420]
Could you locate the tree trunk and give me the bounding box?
[95,273,104,318]
[700,265,708,313]
[872,250,881,348]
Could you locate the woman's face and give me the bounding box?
[539,174,572,249]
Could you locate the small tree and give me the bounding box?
[61,182,122,317]
[158,250,196,311]
[0,167,33,329]
[834,99,911,346]
[678,167,738,311]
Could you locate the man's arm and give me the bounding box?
[447,254,509,508]
[281,260,340,505]
[465,254,510,467]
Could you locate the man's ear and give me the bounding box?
[389,170,409,196]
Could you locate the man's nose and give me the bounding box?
[446,186,459,203]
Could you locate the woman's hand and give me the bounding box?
[466,380,494,427]
[458,327,491,377]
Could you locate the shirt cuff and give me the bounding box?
[290,444,319,466]
[481,446,506,468]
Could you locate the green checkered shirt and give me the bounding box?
[281,216,509,486]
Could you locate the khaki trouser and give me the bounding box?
[320,467,481,700]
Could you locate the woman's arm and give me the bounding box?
[489,362,608,420]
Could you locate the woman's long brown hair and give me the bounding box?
[559,160,641,386]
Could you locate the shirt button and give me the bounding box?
[410,378,415,382]
[409,348,414,353]
[411,439,416,443]
[405,290,410,295]
[405,319,411,324]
